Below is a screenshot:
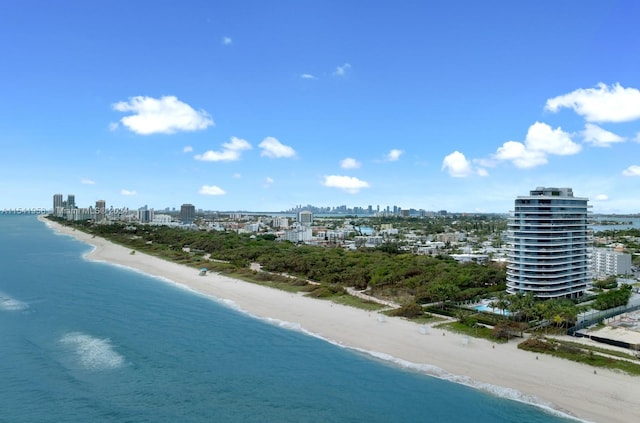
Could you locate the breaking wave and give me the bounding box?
[0,292,29,311]
[59,332,125,371]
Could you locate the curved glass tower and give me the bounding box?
[506,187,591,299]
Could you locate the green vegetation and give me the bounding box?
[518,336,640,376]
[436,321,507,343]
[389,302,424,318]
[592,275,619,290]
[49,216,506,306]
[592,286,633,310]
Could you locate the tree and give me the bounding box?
[426,282,461,308]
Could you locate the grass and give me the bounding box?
[435,321,508,343]
[404,313,446,324]
[323,294,387,311]
[559,339,640,361]
[518,337,640,376]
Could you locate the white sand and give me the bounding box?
[43,217,639,423]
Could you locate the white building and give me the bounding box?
[593,248,632,277]
[284,226,313,243]
[506,187,592,299]
[273,216,289,229]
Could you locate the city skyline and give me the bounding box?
[2,1,640,213]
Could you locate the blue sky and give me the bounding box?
[2,1,640,213]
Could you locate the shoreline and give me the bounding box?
[41,217,638,423]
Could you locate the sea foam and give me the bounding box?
[0,292,29,311]
[59,332,125,371]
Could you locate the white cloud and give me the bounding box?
[81,178,95,185]
[477,168,489,177]
[622,165,640,176]
[258,137,296,158]
[199,185,226,195]
[108,122,119,131]
[322,175,370,193]
[264,177,274,188]
[333,63,351,76]
[634,132,640,142]
[232,173,242,179]
[340,157,362,169]
[183,145,193,153]
[595,194,609,201]
[194,137,252,161]
[493,122,580,168]
[525,121,581,155]
[441,151,473,177]
[301,73,317,80]
[121,189,136,196]
[384,149,403,162]
[112,96,214,135]
[494,141,548,168]
[222,36,232,45]
[545,83,640,123]
[582,123,626,147]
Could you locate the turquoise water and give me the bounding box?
[474,304,511,316]
[0,216,578,422]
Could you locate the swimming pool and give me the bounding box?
[473,303,511,316]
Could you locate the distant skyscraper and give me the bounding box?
[53,194,63,211]
[67,194,76,208]
[95,200,106,222]
[180,204,196,223]
[298,210,313,226]
[506,187,592,299]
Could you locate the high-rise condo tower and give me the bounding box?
[506,187,591,299]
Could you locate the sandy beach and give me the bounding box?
[42,217,639,423]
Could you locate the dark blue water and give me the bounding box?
[0,216,577,422]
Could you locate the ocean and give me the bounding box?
[0,215,577,423]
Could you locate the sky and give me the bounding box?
[1,1,640,214]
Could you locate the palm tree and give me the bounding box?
[489,292,510,317]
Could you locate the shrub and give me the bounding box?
[390,302,424,318]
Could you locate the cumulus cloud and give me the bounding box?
[112,96,214,135]
[81,178,95,185]
[199,185,226,195]
[384,149,403,162]
[595,194,609,201]
[476,168,489,177]
[183,145,193,153]
[442,151,473,177]
[194,137,252,161]
[545,83,640,123]
[525,121,581,155]
[222,36,232,45]
[322,175,370,193]
[121,189,136,196]
[493,122,580,168]
[301,73,317,79]
[494,141,548,168]
[333,63,351,76]
[258,137,296,158]
[622,165,640,176]
[582,123,626,147]
[340,157,361,169]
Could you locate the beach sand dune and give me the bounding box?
[43,217,639,423]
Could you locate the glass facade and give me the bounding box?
[506,187,592,299]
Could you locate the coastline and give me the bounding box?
[41,217,638,423]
